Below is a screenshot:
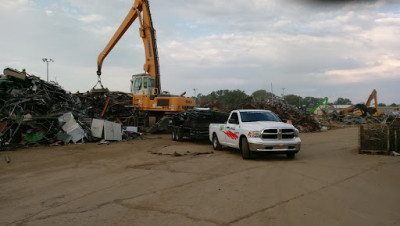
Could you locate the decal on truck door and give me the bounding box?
[224,130,238,140]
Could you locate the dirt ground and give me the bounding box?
[1,127,399,226]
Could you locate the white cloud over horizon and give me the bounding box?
[0,0,399,105]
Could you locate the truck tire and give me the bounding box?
[212,134,222,150]
[176,128,183,142]
[241,137,251,160]
[287,153,295,159]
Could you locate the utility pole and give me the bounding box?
[42,58,54,82]
[193,88,198,105]
[270,82,273,100]
[193,88,197,97]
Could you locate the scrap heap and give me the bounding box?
[74,91,133,122]
[0,68,137,150]
[0,68,88,149]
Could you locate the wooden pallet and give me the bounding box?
[359,149,389,155]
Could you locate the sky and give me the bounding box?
[0,0,399,105]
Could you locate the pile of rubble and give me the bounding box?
[75,90,133,122]
[316,105,399,126]
[0,68,138,150]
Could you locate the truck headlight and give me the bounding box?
[294,129,299,137]
[248,131,262,138]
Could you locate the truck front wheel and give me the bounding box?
[212,134,222,150]
[241,137,251,160]
[287,153,295,159]
[176,128,183,142]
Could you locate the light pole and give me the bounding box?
[193,88,198,106]
[42,58,54,82]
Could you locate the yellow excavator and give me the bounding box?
[340,89,382,116]
[96,0,194,125]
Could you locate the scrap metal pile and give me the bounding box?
[315,104,398,126]
[325,111,386,125]
[74,91,133,122]
[0,68,137,150]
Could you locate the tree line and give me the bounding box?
[194,89,399,111]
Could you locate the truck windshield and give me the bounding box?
[240,111,281,122]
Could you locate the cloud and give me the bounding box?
[79,14,103,23]
[0,0,33,12]
[324,56,400,83]
[45,10,53,16]
[0,0,399,104]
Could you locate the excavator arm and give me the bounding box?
[365,89,382,116]
[310,97,328,114]
[340,89,382,116]
[365,89,377,108]
[97,0,161,91]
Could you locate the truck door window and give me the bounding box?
[134,77,142,91]
[229,113,239,124]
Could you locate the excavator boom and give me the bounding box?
[365,89,378,108]
[97,0,160,91]
[95,0,194,122]
[310,97,328,114]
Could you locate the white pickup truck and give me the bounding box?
[209,109,301,159]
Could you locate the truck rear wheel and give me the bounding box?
[241,137,251,160]
[176,128,183,142]
[212,134,222,150]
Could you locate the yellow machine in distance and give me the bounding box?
[340,89,382,116]
[96,0,194,123]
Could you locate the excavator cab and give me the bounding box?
[131,73,159,96]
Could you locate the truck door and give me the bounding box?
[225,112,240,147]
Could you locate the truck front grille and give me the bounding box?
[262,129,295,139]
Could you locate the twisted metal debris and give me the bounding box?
[0,68,86,149]
[0,68,137,150]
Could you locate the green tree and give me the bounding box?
[303,96,324,108]
[201,89,248,111]
[390,103,398,107]
[378,103,386,107]
[251,90,274,103]
[334,97,352,105]
[221,89,248,110]
[284,94,303,107]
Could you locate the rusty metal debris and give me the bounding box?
[74,90,133,122]
[0,68,140,151]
